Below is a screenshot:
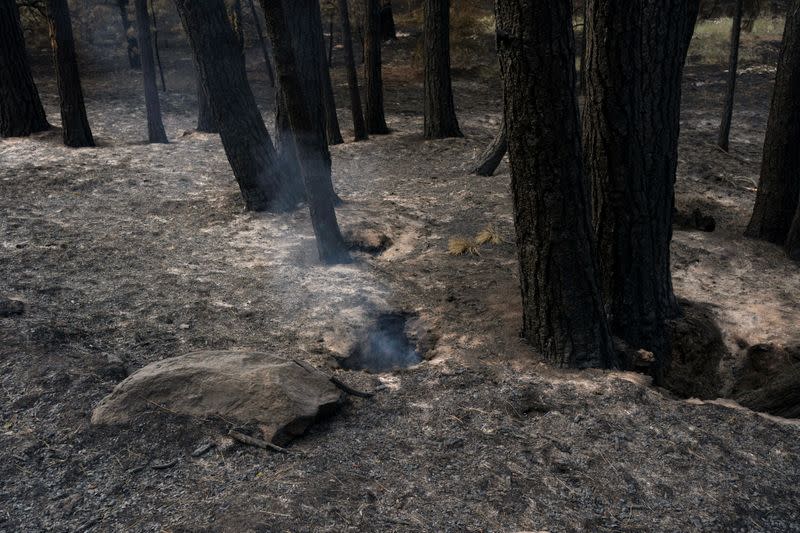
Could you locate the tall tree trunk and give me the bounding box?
[380,0,396,41]
[320,35,344,145]
[745,2,800,246]
[195,73,218,132]
[328,8,335,64]
[496,0,616,369]
[338,0,367,140]
[0,0,50,137]
[261,0,351,264]
[150,0,167,92]
[717,0,744,151]
[229,0,245,52]
[364,0,389,133]
[134,0,168,143]
[174,0,302,211]
[47,0,95,148]
[582,0,699,379]
[116,0,140,69]
[423,0,461,139]
[471,119,506,176]
[246,0,276,86]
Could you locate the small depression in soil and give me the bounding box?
[340,313,423,372]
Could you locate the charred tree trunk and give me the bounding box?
[0,0,50,137]
[717,0,744,151]
[496,0,616,369]
[261,0,351,264]
[745,2,800,247]
[328,8,335,63]
[471,119,507,176]
[150,1,166,92]
[582,0,699,379]
[364,0,389,133]
[229,0,245,52]
[116,0,140,69]
[174,0,301,211]
[47,0,95,147]
[195,74,218,132]
[246,0,276,86]
[423,0,462,139]
[134,0,168,143]
[380,0,396,41]
[320,38,344,145]
[338,0,367,140]
[787,204,800,261]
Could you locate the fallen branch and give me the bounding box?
[228,430,288,454]
[331,376,374,398]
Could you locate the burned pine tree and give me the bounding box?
[746,0,800,253]
[175,0,302,211]
[261,0,351,264]
[581,0,699,379]
[246,0,276,86]
[134,0,168,143]
[195,75,218,133]
[717,0,745,151]
[320,37,344,145]
[1,0,50,138]
[471,119,507,176]
[338,0,368,140]
[496,0,616,369]
[423,0,461,139]
[116,0,140,69]
[47,0,95,147]
[364,0,389,134]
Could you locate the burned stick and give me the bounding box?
[228,430,288,454]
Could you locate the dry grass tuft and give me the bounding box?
[474,226,504,246]
[448,237,480,256]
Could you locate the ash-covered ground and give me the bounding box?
[1,26,800,532]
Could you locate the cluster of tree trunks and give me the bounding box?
[364,0,389,134]
[338,0,368,140]
[746,0,800,260]
[1,0,50,137]
[582,0,699,379]
[134,0,168,143]
[496,0,617,369]
[423,0,462,139]
[47,0,95,147]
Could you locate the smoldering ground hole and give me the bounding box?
[340,312,424,372]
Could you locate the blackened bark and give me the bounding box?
[338,0,367,140]
[195,74,218,132]
[47,0,95,147]
[150,1,167,92]
[787,207,800,260]
[134,0,168,143]
[380,0,396,41]
[582,0,699,378]
[496,0,616,369]
[0,0,50,137]
[364,0,389,133]
[175,0,301,211]
[745,2,800,246]
[471,119,507,176]
[718,0,744,151]
[320,37,344,145]
[328,9,335,63]
[246,0,276,86]
[116,0,141,69]
[229,0,245,52]
[262,0,351,264]
[423,0,461,138]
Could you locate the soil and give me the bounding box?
[2,25,800,533]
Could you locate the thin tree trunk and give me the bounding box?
[364,0,389,133]
[261,0,351,264]
[496,0,616,369]
[246,0,275,86]
[423,0,461,138]
[320,36,344,145]
[150,0,166,92]
[338,0,368,140]
[471,119,507,176]
[46,0,95,148]
[582,0,699,379]
[134,0,168,143]
[380,0,396,41]
[174,0,302,211]
[0,0,50,137]
[718,0,744,151]
[746,1,800,246]
[328,8,335,64]
[116,0,140,69]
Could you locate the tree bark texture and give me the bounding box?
[423,0,461,139]
[472,118,506,176]
[261,0,351,264]
[745,1,800,247]
[47,0,95,147]
[338,0,368,140]
[496,0,617,369]
[582,0,699,377]
[195,74,218,132]
[0,0,50,137]
[134,0,168,143]
[364,0,389,133]
[116,0,141,69]
[175,0,301,211]
[717,0,744,151]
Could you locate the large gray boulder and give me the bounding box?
[91,351,343,442]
